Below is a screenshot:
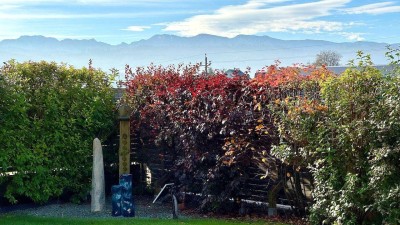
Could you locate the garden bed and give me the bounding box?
[1,196,180,219]
[0,195,306,224]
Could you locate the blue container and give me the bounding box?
[122,199,135,217]
[120,174,133,195]
[111,185,122,217]
[120,174,135,217]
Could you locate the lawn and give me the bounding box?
[0,215,288,225]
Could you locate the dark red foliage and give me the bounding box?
[123,62,333,212]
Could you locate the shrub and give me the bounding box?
[124,52,400,223]
[0,60,116,203]
[124,63,331,212]
[271,52,400,224]
[124,64,255,210]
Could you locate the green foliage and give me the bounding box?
[0,60,116,203]
[313,52,400,224]
[271,51,400,224]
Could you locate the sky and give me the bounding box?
[0,0,399,45]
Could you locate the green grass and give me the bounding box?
[0,215,288,225]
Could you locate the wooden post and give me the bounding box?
[119,103,131,176]
[268,181,283,216]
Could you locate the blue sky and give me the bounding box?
[0,0,399,45]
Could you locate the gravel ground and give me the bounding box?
[1,196,192,219]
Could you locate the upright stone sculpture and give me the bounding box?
[91,138,105,212]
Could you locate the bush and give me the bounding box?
[124,63,331,212]
[271,52,400,224]
[123,51,400,223]
[124,64,254,210]
[0,60,116,203]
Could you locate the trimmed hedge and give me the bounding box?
[0,60,116,203]
[124,51,400,224]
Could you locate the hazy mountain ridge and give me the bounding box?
[0,34,395,74]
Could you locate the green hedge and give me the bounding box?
[0,60,116,203]
[271,52,400,224]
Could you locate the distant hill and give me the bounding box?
[0,34,396,77]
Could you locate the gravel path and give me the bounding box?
[1,196,192,219]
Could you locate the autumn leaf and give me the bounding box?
[255,124,264,131]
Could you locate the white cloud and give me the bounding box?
[0,0,194,6]
[164,0,352,37]
[1,0,397,43]
[344,2,400,15]
[0,11,197,20]
[0,0,63,5]
[122,26,151,32]
[0,0,201,20]
[0,12,140,19]
[339,32,365,41]
[0,5,20,10]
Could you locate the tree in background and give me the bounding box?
[314,50,342,66]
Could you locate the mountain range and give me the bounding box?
[0,34,396,78]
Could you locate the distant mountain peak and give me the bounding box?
[17,35,57,41]
[0,34,393,73]
[19,35,49,38]
[193,33,226,38]
[148,34,181,39]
